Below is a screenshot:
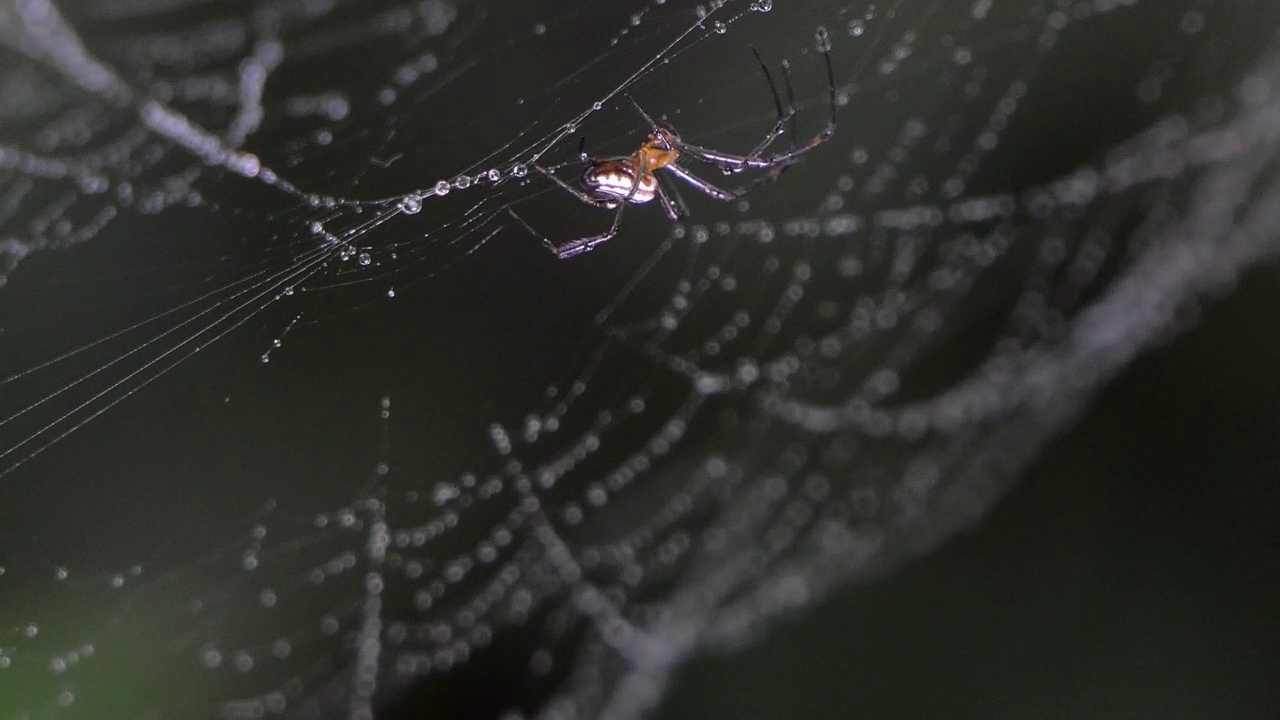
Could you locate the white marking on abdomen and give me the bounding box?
[585,169,657,204]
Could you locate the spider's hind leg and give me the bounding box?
[507,166,634,259]
[507,208,564,256]
[508,208,623,259]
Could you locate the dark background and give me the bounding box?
[0,1,1277,718]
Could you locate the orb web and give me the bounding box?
[0,0,1278,718]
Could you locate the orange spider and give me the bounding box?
[509,36,837,259]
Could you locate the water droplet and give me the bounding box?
[358,252,372,266]
[512,164,528,178]
[453,175,472,190]
[713,21,727,34]
[201,649,223,668]
[434,180,451,195]
[815,26,832,52]
[752,0,772,11]
[398,194,422,214]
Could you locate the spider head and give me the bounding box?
[646,125,679,150]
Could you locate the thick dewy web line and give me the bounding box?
[0,0,301,205]
[1,1,1279,719]
[0,0,760,259]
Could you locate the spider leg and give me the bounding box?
[751,47,787,131]
[663,159,805,201]
[706,51,800,180]
[508,207,623,259]
[510,162,651,259]
[654,173,688,221]
[673,37,836,173]
[661,163,736,202]
[665,57,789,171]
[556,191,633,258]
[534,164,615,208]
[738,47,798,165]
[622,94,674,149]
[780,57,801,151]
[676,133,807,173]
[507,208,565,255]
[506,166,617,257]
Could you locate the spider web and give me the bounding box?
[1,0,1278,718]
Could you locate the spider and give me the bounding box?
[508,39,837,259]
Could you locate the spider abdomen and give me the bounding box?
[583,162,657,204]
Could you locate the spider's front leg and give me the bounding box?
[675,38,837,174]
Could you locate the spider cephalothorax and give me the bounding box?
[510,33,837,259]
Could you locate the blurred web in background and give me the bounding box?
[0,0,1278,718]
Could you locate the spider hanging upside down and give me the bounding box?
[509,33,837,259]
